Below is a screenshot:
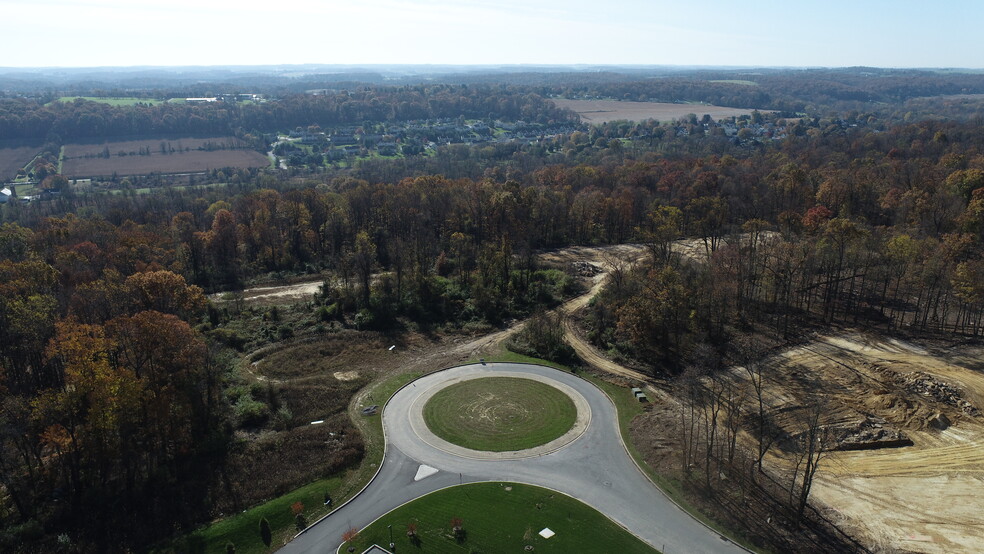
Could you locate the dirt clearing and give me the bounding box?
[753,333,984,553]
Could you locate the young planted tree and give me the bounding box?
[342,527,360,552]
[450,516,465,542]
[259,517,272,547]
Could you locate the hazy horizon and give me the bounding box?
[3,0,982,69]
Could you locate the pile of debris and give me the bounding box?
[829,416,913,451]
[570,261,602,277]
[893,371,980,417]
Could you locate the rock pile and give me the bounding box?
[831,416,913,451]
[570,261,602,276]
[894,371,980,417]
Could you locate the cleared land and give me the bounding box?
[0,146,39,180]
[62,137,268,177]
[422,376,577,452]
[552,99,761,124]
[678,333,984,553]
[346,482,657,553]
[778,335,984,554]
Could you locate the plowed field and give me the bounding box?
[0,146,39,180]
[552,99,761,123]
[62,136,268,177]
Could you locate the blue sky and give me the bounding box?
[2,0,981,68]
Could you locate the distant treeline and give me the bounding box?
[0,84,577,142]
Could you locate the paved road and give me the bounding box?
[281,363,747,554]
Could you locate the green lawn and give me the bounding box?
[345,482,658,553]
[164,475,345,554]
[423,377,576,451]
[53,96,165,106]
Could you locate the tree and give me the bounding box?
[342,527,360,551]
[349,231,377,309]
[205,209,240,287]
[789,398,831,522]
[259,517,272,547]
[450,516,465,542]
[641,204,682,268]
[123,270,207,319]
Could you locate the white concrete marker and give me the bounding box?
[310,420,324,425]
[539,528,555,539]
[413,464,438,481]
[389,345,396,351]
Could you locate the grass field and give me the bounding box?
[552,99,762,124]
[53,96,165,106]
[345,482,658,553]
[423,377,577,451]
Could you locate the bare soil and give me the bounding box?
[773,334,984,554]
[210,280,325,305]
[62,149,268,178]
[552,99,762,124]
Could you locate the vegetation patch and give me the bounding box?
[344,482,657,554]
[423,377,576,451]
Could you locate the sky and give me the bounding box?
[2,0,982,69]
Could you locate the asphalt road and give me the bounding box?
[280,363,747,554]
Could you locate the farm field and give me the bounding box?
[53,96,166,106]
[65,136,248,157]
[61,136,268,177]
[552,98,761,123]
[0,146,40,180]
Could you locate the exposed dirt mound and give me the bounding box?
[827,416,913,451]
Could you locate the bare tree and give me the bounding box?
[739,348,782,479]
[788,397,831,522]
[722,379,747,466]
[601,251,629,297]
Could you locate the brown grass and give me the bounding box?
[0,146,40,180]
[552,99,762,124]
[218,415,363,512]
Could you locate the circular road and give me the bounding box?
[280,362,747,554]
